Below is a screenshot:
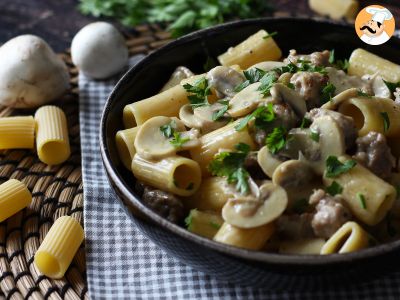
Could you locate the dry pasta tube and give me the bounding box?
[186,209,224,239]
[218,30,282,69]
[323,156,396,226]
[189,120,256,174]
[35,106,70,165]
[213,222,275,250]
[131,154,201,197]
[338,97,400,137]
[115,127,139,170]
[320,222,369,254]
[278,238,326,255]
[185,177,233,212]
[0,116,35,149]
[0,179,32,222]
[123,84,188,128]
[34,216,84,279]
[348,48,400,82]
[309,0,358,21]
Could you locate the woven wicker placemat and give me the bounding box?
[0,24,170,300]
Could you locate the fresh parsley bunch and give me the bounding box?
[79,0,273,37]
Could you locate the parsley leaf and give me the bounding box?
[212,100,229,121]
[357,89,372,98]
[321,82,336,104]
[300,117,312,129]
[170,132,190,148]
[357,193,367,209]
[329,49,349,72]
[183,77,211,108]
[292,198,309,214]
[235,104,275,131]
[185,209,196,230]
[326,181,343,196]
[325,156,357,178]
[381,112,390,132]
[329,49,335,64]
[234,68,266,92]
[383,80,400,93]
[266,126,288,154]
[310,130,320,142]
[160,120,176,138]
[208,143,251,194]
[209,221,221,230]
[257,72,278,96]
[263,31,277,39]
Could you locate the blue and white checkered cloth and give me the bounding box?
[80,55,400,299]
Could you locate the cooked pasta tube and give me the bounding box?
[115,127,139,170]
[213,222,275,250]
[338,97,400,137]
[0,179,32,222]
[35,106,70,165]
[309,0,358,21]
[0,116,35,149]
[185,209,224,239]
[218,30,282,69]
[34,216,84,279]
[185,177,233,212]
[131,154,201,197]
[323,156,396,226]
[189,120,256,174]
[320,222,369,254]
[279,238,326,255]
[123,84,189,128]
[348,49,400,82]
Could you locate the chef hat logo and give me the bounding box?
[355,5,395,46]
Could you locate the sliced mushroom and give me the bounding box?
[326,67,372,95]
[272,160,315,189]
[270,83,307,117]
[257,145,286,178]
[300,116,345,175]
[362,73,391,98]
[222,182,288,228]
[206,66,245,98]
[179,103,229,133]
[321,88,359,110]
[161,66,194,92]
[228,82,267,117]
[134,116,199,160]
[248,61,286,72]
[283,128,321,161]
[277,72,293,85]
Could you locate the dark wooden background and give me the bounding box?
[0,0,399,52]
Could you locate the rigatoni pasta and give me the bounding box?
[309,0,359,21]
[0,179,32,222]
[35,106,70,165]
[34,216,84,279]
[0,116,35,149]
[115,127,139,169]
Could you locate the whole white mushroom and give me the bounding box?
[71,22,129,79]
[0,35,70,108]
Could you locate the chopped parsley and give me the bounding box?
[208,143,251,194]
[292,198,309,214]
[321,82,336,104]
[357,89,372,98]
[209,221,221,230]
[160,120,176,138]
[234,68,266,92]
[257,72,278,96]
[297,60,328,75]
[235,104,275,131]
[183,77,211,108]
[325,156,357,178]
[383,80,400,93]
[300,117,312,129]
[326,181,343,196]
[266,126,288,154]
[212,100,229,121]
[357,193,367,209]
[263,31,277,39]
[170,132,190,148]
[380,112,390,132]
[329,49,350,72]
[286,82,295,89]
[184,209,196,230]
[310,130,320,142]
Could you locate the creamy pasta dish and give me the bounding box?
[116,29,400,255]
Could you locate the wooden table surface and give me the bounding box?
[0,0,399,52]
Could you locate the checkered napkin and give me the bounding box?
[79,56,400,300]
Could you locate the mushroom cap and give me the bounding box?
[270,83,307,117]
[272,159,315,189]
[321,88,359,110]
[71,22,128,79]
[248,61,286,72]
[206,66,245,98]
[222,182,288,228]
[257,145,285,178]
[0,35,70,108]
[228,82,266,117]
